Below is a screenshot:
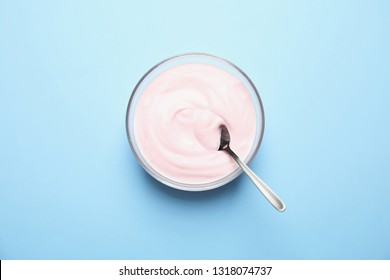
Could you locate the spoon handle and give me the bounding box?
[225,148,286,212]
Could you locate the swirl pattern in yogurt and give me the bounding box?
[133,62,257,185]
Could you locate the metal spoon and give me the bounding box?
[218,125,286,212]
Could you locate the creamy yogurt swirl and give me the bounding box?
[134,63,256,185]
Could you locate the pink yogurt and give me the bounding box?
[133,62,257,185]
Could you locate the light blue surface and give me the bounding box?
[1,0,390,259]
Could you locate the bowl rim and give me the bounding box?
[125,52,265,191]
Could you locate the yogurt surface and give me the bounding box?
[133,62,257,185]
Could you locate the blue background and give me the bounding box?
[1,0,389,259]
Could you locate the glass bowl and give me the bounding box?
[126,53,264,191]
